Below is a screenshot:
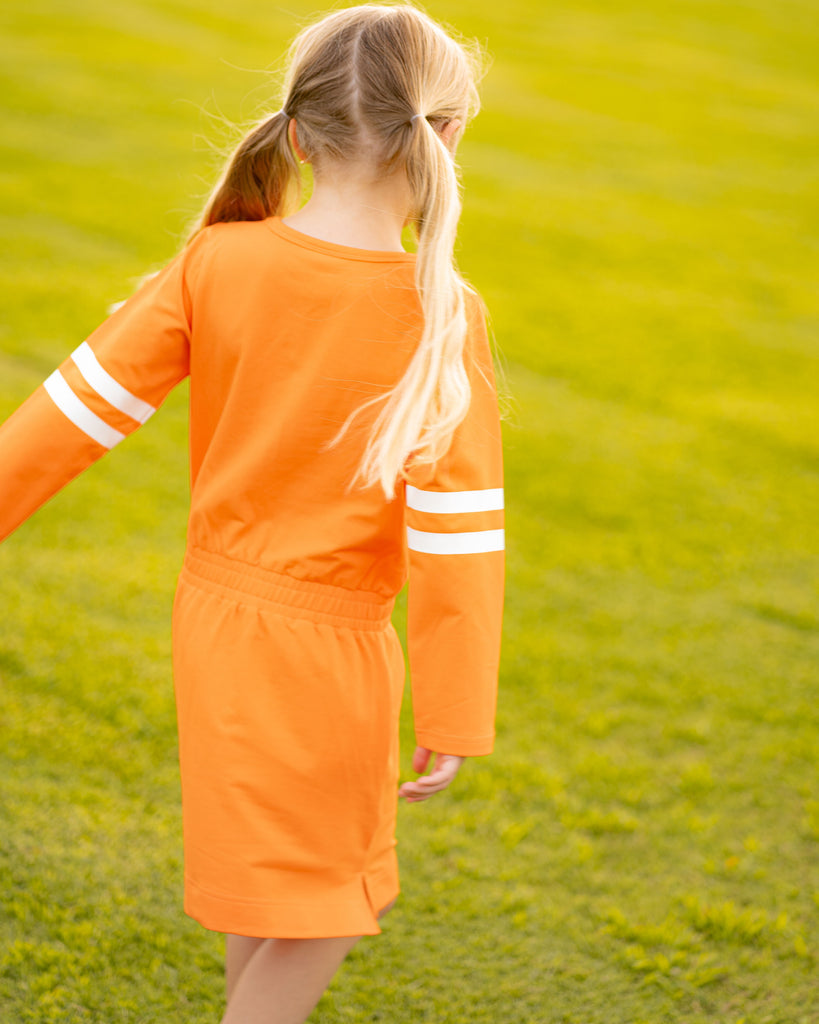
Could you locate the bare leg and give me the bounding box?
[221,901,395,1018]
[226,934,266,1003]
[220,935,361,1024]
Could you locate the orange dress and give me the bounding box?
[0,217,505,938]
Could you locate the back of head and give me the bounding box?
[196,4,487,499]
[285,5,480,180]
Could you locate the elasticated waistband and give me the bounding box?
[179,547,394,631]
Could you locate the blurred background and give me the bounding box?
[1,1,817,1021]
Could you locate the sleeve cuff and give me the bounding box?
[414,729,495,757]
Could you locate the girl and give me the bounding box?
[0,4,504,1022]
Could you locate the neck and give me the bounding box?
[283,160,412,252]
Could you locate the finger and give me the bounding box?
[411,746,432,775]
[399,775,451,794]
[401,782,452,802]
[399,783,442,802]
[398,777,450,799]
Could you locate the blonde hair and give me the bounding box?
[191,4,485,499]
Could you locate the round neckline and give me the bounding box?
[265,216,416,263]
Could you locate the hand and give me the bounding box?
[398,746,465,803]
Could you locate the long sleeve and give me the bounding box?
[0,235,204,543]
[404,292,505,757]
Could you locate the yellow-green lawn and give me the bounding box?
[1,1,817,1020]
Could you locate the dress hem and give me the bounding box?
[183,871,400,939]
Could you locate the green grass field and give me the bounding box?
[1,0,818,1021]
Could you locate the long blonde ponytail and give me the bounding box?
[190,4,485,500]
[348,106,474,499]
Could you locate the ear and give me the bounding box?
[287,119,308,163]
[439,118,463,153]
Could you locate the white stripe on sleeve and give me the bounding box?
[43,370,126,449]
[405,485,504,514]
[407,525,505,555]
[71,341,156,424]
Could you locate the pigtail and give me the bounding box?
[340,116,472,500]
[191,111,301,236]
